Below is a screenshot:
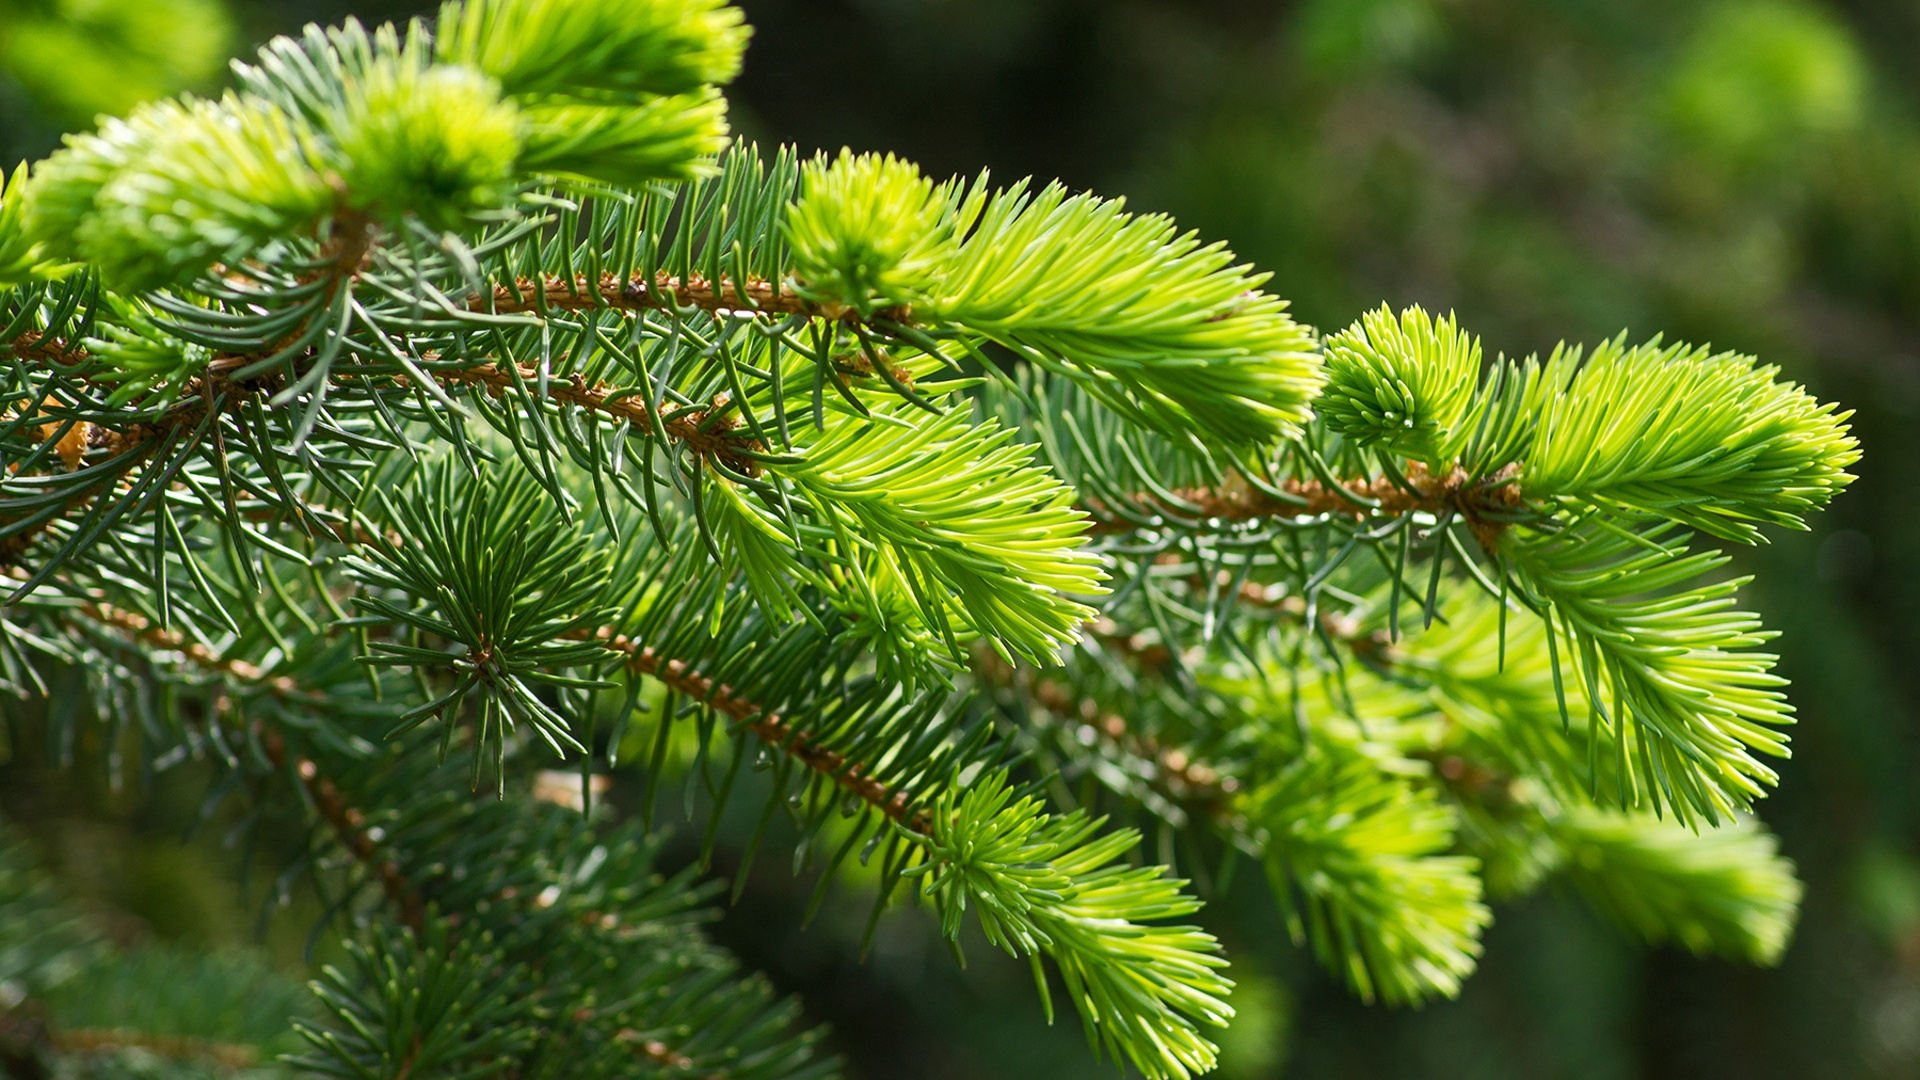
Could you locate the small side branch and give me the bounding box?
[25,576,425,931]
[592,627,932,834]
[259,729,426,933]
[1086,462,1523,541]
[480,272,811,319]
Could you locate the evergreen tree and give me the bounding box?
[0,1,1861,1077]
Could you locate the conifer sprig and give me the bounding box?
[0,1,1865,1075]
[909,772,1233,1080]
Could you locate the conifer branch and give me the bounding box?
[1083,461,1522,536]
[50,1028,260,1068]
[480,271,807,318]
[977,646,1235,809]
[0,4,1866,1072]
[260,729,427,933]
[6,568,424,928]
[592,625,929,831]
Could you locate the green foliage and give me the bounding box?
[1501,519,1791,824]
[83,294,211,407]
[921,179,1323,449]
[0,164,74,286]
[326,56,522,231]
[517,90,730,186]
[1558,809,1801,963]
[788,151,956,317]
[25,94,331,291]
[0,0,1870,1076]
[909,772,1232,1080]
[1320,304,1478,466]
[1251,751,1489,1005]
[345,466,618,779]
[298,751,835,1080]
[0,833,307,1080]
[776,403,1105,666]
[294,920,532,1080]
[437,0,749,99]
[43,947,309,1062]
[1516,335,1858,542]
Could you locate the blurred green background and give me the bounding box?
[5,0,1920,1076]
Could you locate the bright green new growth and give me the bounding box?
[787,151,957,316]
[328,56,521,230]
[1500,520,1791,825]
[0,4,1865,1079]
[1520,335,1858,542]
[1252,752,1490,1005]
[437,0,749,98]
[0,165,76,286]
[27,94,331,290]
[517,90,730,185]
[786,158,1323,449]
[1321,303,1480,465]
[82,295,212,407]
[778,404,1106,666]
[910,773,1233,1080]
[20,0,749,290]
[1559,810,1801,963]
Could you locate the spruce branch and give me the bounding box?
[476,270,806,318]
[1556,808,1800,964]
[7,567,429,929]
[1499,519,1792,824]
[1080,460,1521,536]
[0,3,1871,1074]
[906,772,1233,1080]
[592,624,928,831]
[260,728,428,933]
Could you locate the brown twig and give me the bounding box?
[258,727,425,933]
[480,272,812,319]
[589,626,932,835]
[52,1029,258,1069]
[975,645,1236,816]
[1086,461,1525,548]
[434,362,763,476]
[18,569,425,931]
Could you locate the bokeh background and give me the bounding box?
[4,0,1919,1076]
